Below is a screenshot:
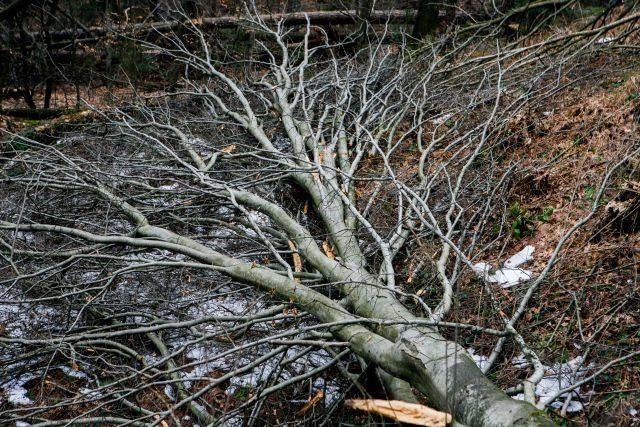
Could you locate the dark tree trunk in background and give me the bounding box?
[0,0,34,21]
[413,0,439,38]
[356,0,372,41]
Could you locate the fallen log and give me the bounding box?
[19,9,415,44]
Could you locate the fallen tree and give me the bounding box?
[1,6,639,426]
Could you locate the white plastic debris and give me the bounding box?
[473,262,533,288]
[473,246,535,288]
[504,245,535,268]
[514,356,592,413]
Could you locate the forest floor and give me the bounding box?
[2,14,639,426]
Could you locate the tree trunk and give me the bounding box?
[413,0,439,38]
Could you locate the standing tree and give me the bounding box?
[413,0,440,38]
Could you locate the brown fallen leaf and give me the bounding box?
[322,240,335,260]
[346,399,451,427]
[221,144,236,154]
[297,390,324,414]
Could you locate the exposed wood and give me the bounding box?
[346,399,452,426]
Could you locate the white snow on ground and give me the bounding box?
[473,245,535,288]
[164,384,175,401]
[1,365,91,407]
[0,286,60,338]
[467,349,592,413]
[511,353,529,369]
[513,356,592,413]
[13,231,35,245]
[178,341,343,410]
[431,112,454,126]
[466,347,490,371]
[78,387,103,399]
[596,36,614,44]
[3,374,35,406]
[58,365,89,379]
[158,182,179,191]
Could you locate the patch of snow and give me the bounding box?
[2,373,36,406]
[511,353,529,369]
[14,231,35,245]
[79,387,103,399]
[158,183,179,191]
[466,347,490,371]
[473,262,533,288]
[596,36,614,44]
[0,286,60,338]
[58,365,88,379]
[432,112,454,126]
[187,137,205,146]
[164,384,175,401]
[514,356,592,413]
[143,354,160,366]
[80,271,100,283]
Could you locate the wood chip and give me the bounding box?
[297,390,324,414]
[288,240,302,274]
[346,399,451,427]
[322,240,335,260]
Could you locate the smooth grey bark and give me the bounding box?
[226,190,555,426]
[1,216,552,427]
[2,176,555,426]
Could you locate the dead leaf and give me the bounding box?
[221,144,236,154]
[302,201,309,214]
[322,240,335,260]
[346,399,451,427]
[297,390,324,414]
[288,240,302,275]
[407,270,414,284]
